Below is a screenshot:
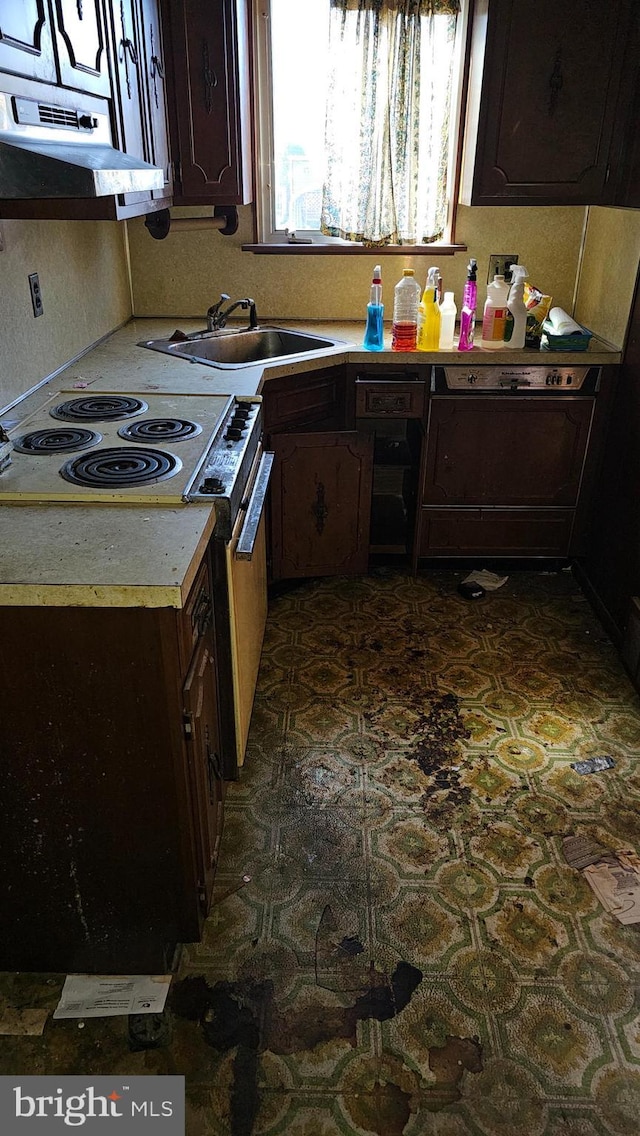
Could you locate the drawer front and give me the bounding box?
[417,508,574,557]
[179,556,213,670]
[356,381,426,419]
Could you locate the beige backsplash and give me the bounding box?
[126,203,586,325]
[574,206,640,349]
[1,201,638,413]
[0,220,131,410]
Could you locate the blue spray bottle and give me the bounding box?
[363,264,384,350]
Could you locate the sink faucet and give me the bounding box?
[206,295,258,332]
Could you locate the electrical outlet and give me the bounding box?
[488,254,518,282]
[28,272,44,317]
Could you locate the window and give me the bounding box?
[252,0,467,250]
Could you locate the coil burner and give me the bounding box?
[60,446,181,488]
[50,395,148,422]
[117,418,202,443]
[12,427,102,454]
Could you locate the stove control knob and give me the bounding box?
[225,427,246,440]
[232,408,251,420]
[199,476,225,494]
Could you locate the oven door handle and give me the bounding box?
[235,451,274,560]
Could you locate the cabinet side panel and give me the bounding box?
[0,605,196,973]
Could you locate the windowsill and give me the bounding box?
[241,243,468,256]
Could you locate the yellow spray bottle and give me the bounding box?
[417,266,441,351]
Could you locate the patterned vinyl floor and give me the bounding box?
[2,568,640,1135]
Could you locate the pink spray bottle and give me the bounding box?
[457,258,477,351]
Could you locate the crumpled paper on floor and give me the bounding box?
[583,852,640,924]
[461,569,508,591]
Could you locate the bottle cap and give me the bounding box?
[372,265,382,282]
[403,268,415,276]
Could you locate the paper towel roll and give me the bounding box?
[547,307,584,336]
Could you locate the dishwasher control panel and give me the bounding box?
[432,365,600,394]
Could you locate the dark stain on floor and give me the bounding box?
[347,1077,412,1136]
[428,1034,483,1102]
[171,957,423,1135]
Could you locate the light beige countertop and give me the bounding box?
[0,316,622,609]
[2,317,620,426]
[0,502,216,608]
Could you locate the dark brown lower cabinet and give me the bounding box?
[0,561,223,974]
[269,431,374,580]
[416,395,595,560]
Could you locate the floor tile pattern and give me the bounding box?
[2,568,640,1135]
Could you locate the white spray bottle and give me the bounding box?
[504,265,528,349]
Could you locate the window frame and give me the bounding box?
[245,0,470,256]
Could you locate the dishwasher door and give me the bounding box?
[221,450,274,776]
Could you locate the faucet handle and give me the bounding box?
[207,293,230,316]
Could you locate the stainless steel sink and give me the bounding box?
[138,326,344,369]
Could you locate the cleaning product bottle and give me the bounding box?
[417,266,441,351]
[438,292,457,350]
[504,264,528,349]
[363,264,384,351]
[480,273,510,349]
[457,259,477,351]
[391,268,421,352]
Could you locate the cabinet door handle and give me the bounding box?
[312,482,329,535]
[202,40,218,114]
[548,46,563,116]
[119,2,139,100]
[149,24,164,108]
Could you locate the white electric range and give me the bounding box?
[0,389,263,525]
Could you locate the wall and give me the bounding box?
[126,204,587,325]
[0,220,131,411]
[574,207,640,350]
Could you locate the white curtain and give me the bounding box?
[321,0,460,245]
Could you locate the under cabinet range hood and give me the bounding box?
[0,92,164,198]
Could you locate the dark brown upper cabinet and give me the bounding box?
[0,1,110,97]
[52,0,111,98]
[160,0,253,205]
[105,0,172,208]
[460,0,636,207]
[0,0,171,220]
[0,2,57,82]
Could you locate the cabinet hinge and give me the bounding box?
[183,712,194,740]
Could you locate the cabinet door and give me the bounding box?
[0,1,57,81]
[461,0,632,205]
[263,365,347,433]
[106,0,148,203]
[270,431,374,580]
[161,0,252,204]
[183,637,224,917]
[138,0,172,197]
[423,397,594,507]
[52,0,110,97]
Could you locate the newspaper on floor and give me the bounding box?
[53,974,171,1019]
[583,852,640,925]
[461,569,508,591]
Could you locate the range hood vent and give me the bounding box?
[0,93,164,199]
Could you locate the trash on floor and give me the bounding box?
[53,974,172,1020]
[570,755,615,774]
[461,569,509,591]
[563,834,608,869]
[0,1007,48,1035]
[457,580,485,600]
[583,852,640,925]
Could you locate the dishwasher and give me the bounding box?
[413,363,601,563]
